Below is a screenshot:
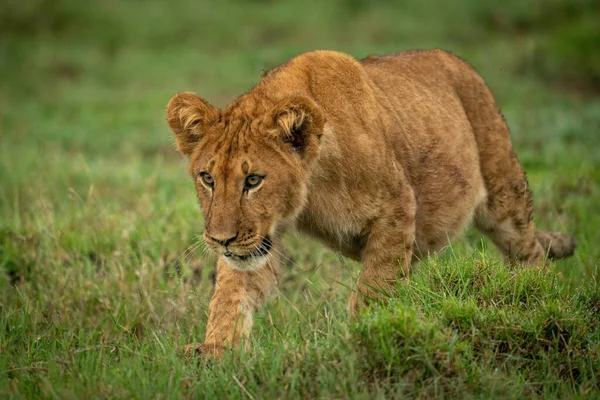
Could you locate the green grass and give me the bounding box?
[1,0,599,398]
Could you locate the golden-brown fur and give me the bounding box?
[166,49,575,360]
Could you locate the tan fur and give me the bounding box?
[167,49,575,360]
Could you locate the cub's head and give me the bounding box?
[166,92,324,270]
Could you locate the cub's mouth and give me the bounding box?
[223,236,272,260]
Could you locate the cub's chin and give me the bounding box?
[223,254,270,271]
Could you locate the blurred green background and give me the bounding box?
[1,0,599,398]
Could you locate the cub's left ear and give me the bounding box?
[166,92,218,157]
[269,95,324,161]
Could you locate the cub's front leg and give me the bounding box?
[185,256,279,360]
[348,200,416,315]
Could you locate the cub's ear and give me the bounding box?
[166,92,218,156]
[269,95,324,161]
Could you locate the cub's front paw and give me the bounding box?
[183,342,226,360]
[348,291,369,317]
[348,287,398,317]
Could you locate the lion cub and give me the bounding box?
[166,49,575,359]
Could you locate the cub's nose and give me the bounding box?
[207,232,238,247]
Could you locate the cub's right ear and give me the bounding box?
[166,92,218,156]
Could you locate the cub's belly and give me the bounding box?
[412,162,486,257]
[296,211,366,262]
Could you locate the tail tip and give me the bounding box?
[537,231,577,260]
[549,234,576,260]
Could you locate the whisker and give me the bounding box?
[250,241,282,277]
[175,234,212,267]
[197,238,210,258]
[255,235,300,269]
[175,242,200,265]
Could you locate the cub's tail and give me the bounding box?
[536,230,576,260]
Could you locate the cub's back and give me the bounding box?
[360,50,487,254]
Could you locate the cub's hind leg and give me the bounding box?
[475,170,575,265]
[474,173,545,265]
[449,54,576,264]
[473,157,575,265]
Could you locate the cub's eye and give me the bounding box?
[245,175,263,190]
[200,172,214,188]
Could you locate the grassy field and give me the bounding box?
[1,0,599,398]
